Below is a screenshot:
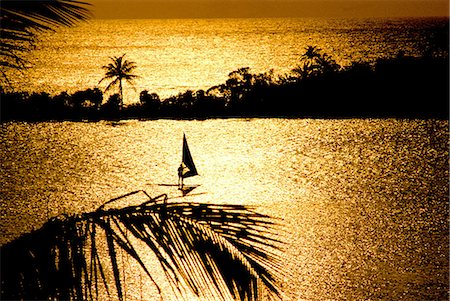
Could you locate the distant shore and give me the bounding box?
[1,53,448,121]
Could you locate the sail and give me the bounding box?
[181,134,198,179]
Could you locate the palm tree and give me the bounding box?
[98,54,138,109]
[1,192,285,301]
[293,45,340,79]
[301,45,322,63]
[0,0,91,82]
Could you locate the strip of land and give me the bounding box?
[1,53,448,121]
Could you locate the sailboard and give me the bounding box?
[180,133,198,179]
[178,134,199,195]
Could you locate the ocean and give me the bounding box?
[5,17,448,102]
[1,17,449,300]
[1,119,448,300]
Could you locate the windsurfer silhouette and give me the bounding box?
[178,134,198,193]
[178,164,184,189]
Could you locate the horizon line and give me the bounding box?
[90,15,450,20]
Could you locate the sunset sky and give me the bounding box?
[90,0,449,19]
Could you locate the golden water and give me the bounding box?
[1,119,448,300]
[6,18,447,101]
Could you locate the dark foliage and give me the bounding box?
[1,192,285,301]
[1,50,448,121]
[0,0,91,82]
[1,88,104,121]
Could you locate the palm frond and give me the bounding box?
[98,71,117,84]
[102,63,118,72]
[1,0,91,29]
[0,0,91,82]
[103,77,120,93]
[1,192,286,301]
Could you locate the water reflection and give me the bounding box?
[8,18,446,101]
[0,119,448,300]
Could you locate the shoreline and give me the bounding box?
[2,54,448,122]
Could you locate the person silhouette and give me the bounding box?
[178,164,184,188]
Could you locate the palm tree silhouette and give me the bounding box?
[98,54,138,109]
[301,45,322,62]
[293,45,340,79]
[1,192,285,300]
[0,0,90,82]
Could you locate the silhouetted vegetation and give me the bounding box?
[1,192,285,301]
[1,48,448,121]
[1,88,104,121]
[0,0,91,84]
[98,54,139,110]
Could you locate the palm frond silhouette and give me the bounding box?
[0,0,91,81]
[1,192,285,301]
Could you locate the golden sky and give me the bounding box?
[90,0,449,19]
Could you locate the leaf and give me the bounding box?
[1,194,286,301]
[0,0,91,82]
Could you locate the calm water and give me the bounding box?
[0,119,448,300]
[6,17,448,101]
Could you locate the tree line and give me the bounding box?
[1,47,448,121]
